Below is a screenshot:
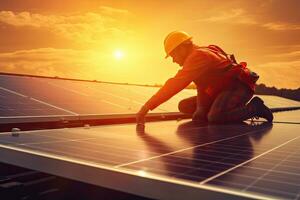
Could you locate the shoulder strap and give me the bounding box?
[207,45,237,64]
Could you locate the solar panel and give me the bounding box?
[0,74,299,119]
[0,108,299,199]
[273,110,300,123]
[0,85,71,116]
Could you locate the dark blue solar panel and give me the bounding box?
[0,109,299,199]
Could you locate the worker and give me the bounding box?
[136,31,273,126]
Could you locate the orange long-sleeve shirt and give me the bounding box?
[144,45,237,110]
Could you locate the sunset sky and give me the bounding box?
[0,0,299,89]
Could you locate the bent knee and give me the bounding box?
[178,100,195,114]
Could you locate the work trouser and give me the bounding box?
[178,80,254,123]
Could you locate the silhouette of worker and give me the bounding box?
[136,31,273,126]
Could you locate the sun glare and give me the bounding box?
[114,49,124,60]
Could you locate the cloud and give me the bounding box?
[254,60,300,88]
[198,9,257,25]
[0,8,133,45]
[266,51,300,58]
[0,48,108,79]
[262,22,300,31]
[196,8,300,31]
[98,6,130,16]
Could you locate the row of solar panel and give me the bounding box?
[0,74,299,117]
[1,113,299,199]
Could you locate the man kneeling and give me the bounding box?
[136,31,273,125]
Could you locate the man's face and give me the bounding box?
[169,45,187,67]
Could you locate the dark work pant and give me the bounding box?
[178,81,254,123]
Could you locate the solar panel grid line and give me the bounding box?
[41,79,90,96]
[115,126,272,168]
[0,86,27,98]
[17,128,161,159]
[242,146,300,192]
[199,134,300,185]
[24,132,158,155]
[18,143,122,165]
[166,149,259,179]
[169,150,300,168]
[214,142,300,155]
[211,179,298,199]
[123,165,300,200]
[114,84,186,111]
[127,158,252,183]
[130,160,300,194]
[31,97,79,115]
[128,160,300,189]
[229,167,300,186]
[171,146,300,169]
[17,137,98,146]
[184,148,300,168]
[45,79,150,112]
[0,143,276,200]
[100,99,128,109]
[75,80,155,112]
[0,85,79,116]
[239,165,300,179]
[217,170,300,188]
[193,143,300,161]
[124,154,300,185]
[23,136,159,157]
[83,84,145,105]
[16,139,158,162]
[246,183,299,200]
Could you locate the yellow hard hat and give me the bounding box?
[164,31,192,58]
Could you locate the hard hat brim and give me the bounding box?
[164,36,192,59]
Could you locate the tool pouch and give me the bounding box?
[237,62,259,84]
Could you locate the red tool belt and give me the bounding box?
[234,62,259,91]
[208,45,259,92]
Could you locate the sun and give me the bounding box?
[113,49,124,60]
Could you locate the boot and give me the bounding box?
[248,96,273,122]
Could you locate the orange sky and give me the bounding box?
[0,0,299,89]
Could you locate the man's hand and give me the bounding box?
[136,105,150,125]
[136,105,150,134]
